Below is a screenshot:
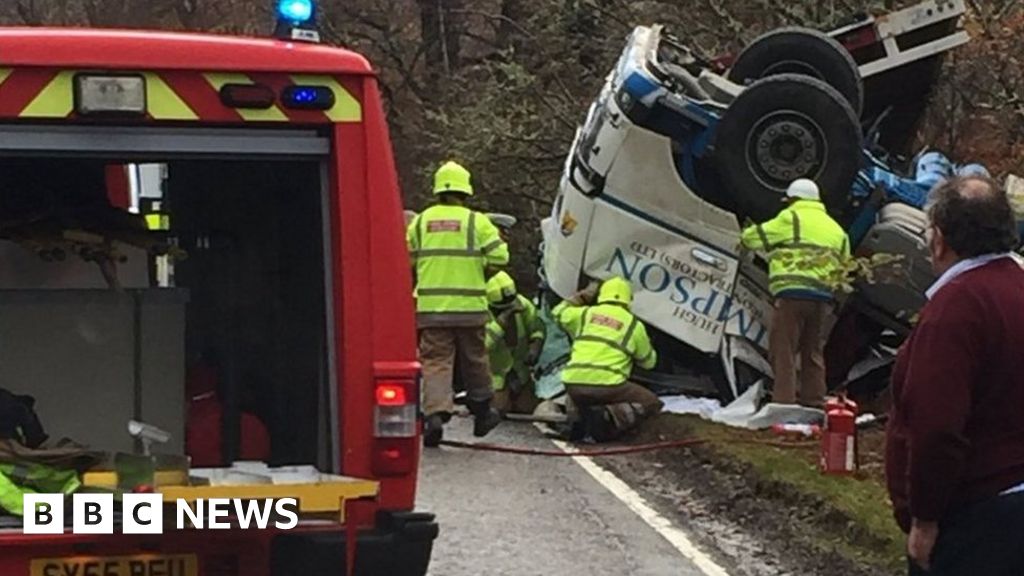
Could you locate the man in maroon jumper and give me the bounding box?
[886,176,1024,575]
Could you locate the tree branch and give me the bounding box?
[995,0,1023,20]
[16,0,40,25]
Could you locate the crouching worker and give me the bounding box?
[553,276,662,441]
[485,272,545,415]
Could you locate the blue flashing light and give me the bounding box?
[277,0,314,24]
[282,85,335,110]
[291,88,317,103]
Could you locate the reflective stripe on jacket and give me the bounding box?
[740,199,850,298]
[407,204,510,326]
[486,295,546,391]
[0,463,80,516]
[553,301,657,387]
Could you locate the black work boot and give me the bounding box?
[423,413,445,448]
[467,400,501,438]
[566,417,588,442]
[586,407,619,443]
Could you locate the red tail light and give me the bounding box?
[373,438,417,476]
[373,377,419,476]
[376,382,408,406]
[374,380,416,437]
[837,25,880,52]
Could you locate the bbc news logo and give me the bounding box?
[23,494,299,534]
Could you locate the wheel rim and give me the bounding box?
[745,110,828,192]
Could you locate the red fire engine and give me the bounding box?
[0,2,434,575]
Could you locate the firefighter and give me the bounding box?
[407,161,509,447]
[740,178,850,408]
[450,213,517,404]
[485,271,545,415]
[553,276,662,441]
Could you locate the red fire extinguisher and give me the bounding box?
[821,395,858,475]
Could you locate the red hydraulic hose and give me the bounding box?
[437,437,817,456]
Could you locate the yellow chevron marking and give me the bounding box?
[0,69,12,87]
[289,74,362,122]
[21,71,75,118]
[144,73,199,121]
[203,72,289,122]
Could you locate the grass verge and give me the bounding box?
[649,414,905,574]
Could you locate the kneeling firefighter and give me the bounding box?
[553,276,663,441]
[485,272,546,415]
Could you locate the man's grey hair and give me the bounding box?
[926,176,1020,258]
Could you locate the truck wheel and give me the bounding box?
[714,74,862,222]
[728,27,863,116]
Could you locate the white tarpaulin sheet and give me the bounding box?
[663,381,824,430]
[660,395,722,418]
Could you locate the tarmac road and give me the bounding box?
[417,417,718,576]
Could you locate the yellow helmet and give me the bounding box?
[486,271,518,308]
[433,161,474,196]
[597,276,633,306]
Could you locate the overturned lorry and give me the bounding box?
[540,0,976,401]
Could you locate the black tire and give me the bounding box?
[728,27,864,117]
[713,74,862,222]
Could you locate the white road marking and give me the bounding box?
[539,424,731,576]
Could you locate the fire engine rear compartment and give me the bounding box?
[0,126,338,471]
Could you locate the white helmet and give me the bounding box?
[786,179,821,201]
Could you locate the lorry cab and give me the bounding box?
[0,14,435,576]
[542,29,770,400]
